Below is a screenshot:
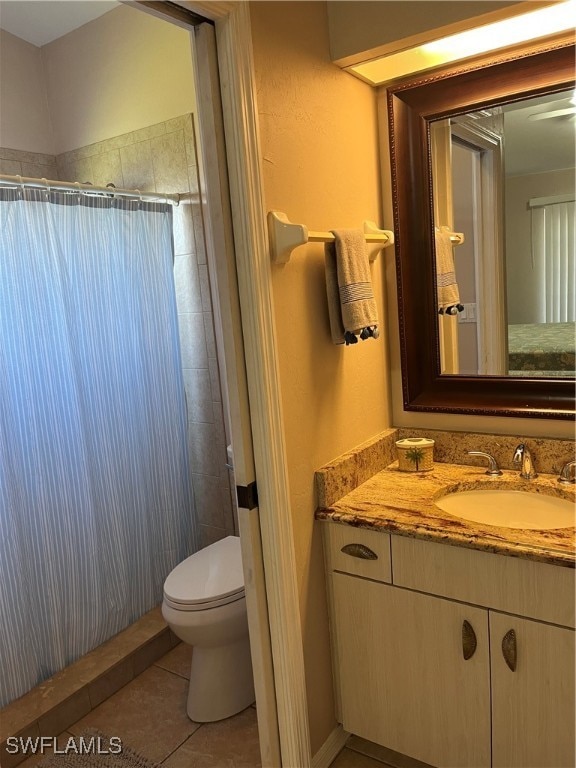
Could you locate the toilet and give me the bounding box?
[162,535,255,722]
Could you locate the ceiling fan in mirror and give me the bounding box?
[527,93,576,121]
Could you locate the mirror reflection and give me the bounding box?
[430,89,576,378]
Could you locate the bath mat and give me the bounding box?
[34,730,159,768]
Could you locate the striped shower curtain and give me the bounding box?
[0,188,198,707]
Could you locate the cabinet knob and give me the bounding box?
[462,620,477,660]
[341,543,378,560]
[502,629,517,672]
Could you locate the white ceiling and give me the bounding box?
[503,91,576,176]
[0,1,119,47]
[453,91,576,177]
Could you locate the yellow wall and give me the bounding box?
[41,4,196,154]
[250,1,391,754]
[249,3,572,754]
[0,29,55,153]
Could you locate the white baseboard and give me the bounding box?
[312,725,350,768]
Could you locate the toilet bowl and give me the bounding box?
[162,536,255,722]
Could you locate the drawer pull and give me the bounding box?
[502,629,517,672]
[462,620,477,660]
[341,543,378,560]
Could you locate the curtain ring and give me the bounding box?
[74,181,82,201]
[16,174,24,199]
[105,182,116,207]
[41,178,50,200]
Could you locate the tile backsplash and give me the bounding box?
[315,428,398,508]
[316,427,575,509]
[398,428,575,475]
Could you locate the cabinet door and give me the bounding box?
[332,572,491,767]
[491,612,576,768]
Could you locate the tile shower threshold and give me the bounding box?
[0,606,177,762]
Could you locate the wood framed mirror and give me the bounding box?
[387,39,575,420]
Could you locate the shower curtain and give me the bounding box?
[0,188,199,707]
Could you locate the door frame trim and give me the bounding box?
[128,2,311,765]
[206,5,311,765]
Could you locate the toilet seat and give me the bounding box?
[164,536,245,612]
[163,590,245,611]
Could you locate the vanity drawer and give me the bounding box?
[392,536,575,628]
[324,523,391,583]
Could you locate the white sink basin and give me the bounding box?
[435,489,575,530]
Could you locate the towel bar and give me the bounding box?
[435,225,465,246]
[268,211,394,264]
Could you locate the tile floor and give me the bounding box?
[18,643,260,768]
[15,642,391,768]
[330,748,392,768]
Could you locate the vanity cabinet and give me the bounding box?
[332,572,491,767]
[490,612,575,768]
[323,523,576,768]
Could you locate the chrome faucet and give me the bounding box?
[513,443,537,480]
[558,460,576,485]
[468,451,502,476]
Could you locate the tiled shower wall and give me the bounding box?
[0,115,235,547]
[0,148,58,179]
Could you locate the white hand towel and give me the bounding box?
[435,226,461,314]
[325,229,379,345]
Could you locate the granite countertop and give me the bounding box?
[316,462,576,567]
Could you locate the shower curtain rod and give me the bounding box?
[0,174,181,205]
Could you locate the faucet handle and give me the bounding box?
[558,460,576,485]
[468,451,503,476]
[513,443,526,463]
[513,442,538,480]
